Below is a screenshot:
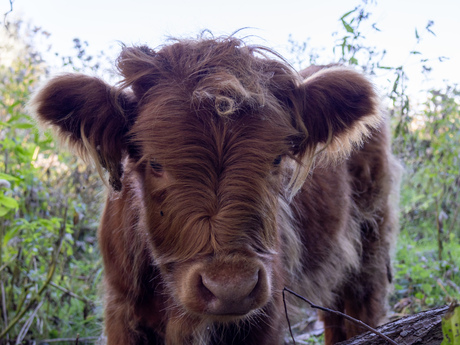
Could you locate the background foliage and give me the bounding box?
[286,3,459,343]
[0,1,459,344]
[0,22,104,344]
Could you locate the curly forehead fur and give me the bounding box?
[117,37,297,118]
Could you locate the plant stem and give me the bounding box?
[435,198,443,261]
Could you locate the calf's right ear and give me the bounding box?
[29,74,138,191]
[293,66,382,159]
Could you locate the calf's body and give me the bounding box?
[31,37,399,344]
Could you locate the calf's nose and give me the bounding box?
[199,269,260,315]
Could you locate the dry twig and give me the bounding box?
[283,287,399,345]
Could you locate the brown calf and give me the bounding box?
[31,37,400,344]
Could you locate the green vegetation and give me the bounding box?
[392,85,460,314]
[1,1,459,344]
[0,22,104,344]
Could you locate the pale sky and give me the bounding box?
[2,0,459,93]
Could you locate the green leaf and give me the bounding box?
[341,19,354,34]
[0,194,19,209]
[422,283,433,294]
[12,122,34,129]
[0,173,20,182]
[3,226,20,246]
[0,206,9,217]
[340,8,357,20]
[415,292,425,300]
[7,100,22,113]
[425,297,435,306]
[349,57,358,65]
[441,303,460,344]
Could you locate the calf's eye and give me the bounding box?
[150,161,164,176]
[273,155,282,167]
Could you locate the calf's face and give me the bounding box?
[30,38,381,322]
[133,86,297,319]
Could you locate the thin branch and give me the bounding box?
[282,287,297,345]
[448,200,459,235]
[1,281,7,330]
[435,197,444,261]
[283,287,399,345]
[38,336,100,344]
[15,299,44,345]
[49,281,93,304]
[3,0,13,27]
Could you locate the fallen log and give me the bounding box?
[336,305,449,345]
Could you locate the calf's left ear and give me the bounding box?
[293,66,382,160]
[29,74,137,191]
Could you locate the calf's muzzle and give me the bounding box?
[180,256,271,318]
[200,268,260,315]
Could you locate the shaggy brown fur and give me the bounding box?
[31,36,400,345]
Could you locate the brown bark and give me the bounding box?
[336,305,449,345]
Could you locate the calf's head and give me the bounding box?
[31,37,380,320]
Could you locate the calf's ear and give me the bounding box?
[283,66,382,198]
[29,74,137,191]
[293,66,382,161]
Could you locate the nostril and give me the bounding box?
[248,271,261,298]
[198,275,216,302]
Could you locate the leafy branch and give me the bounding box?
[0,207,68,340]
